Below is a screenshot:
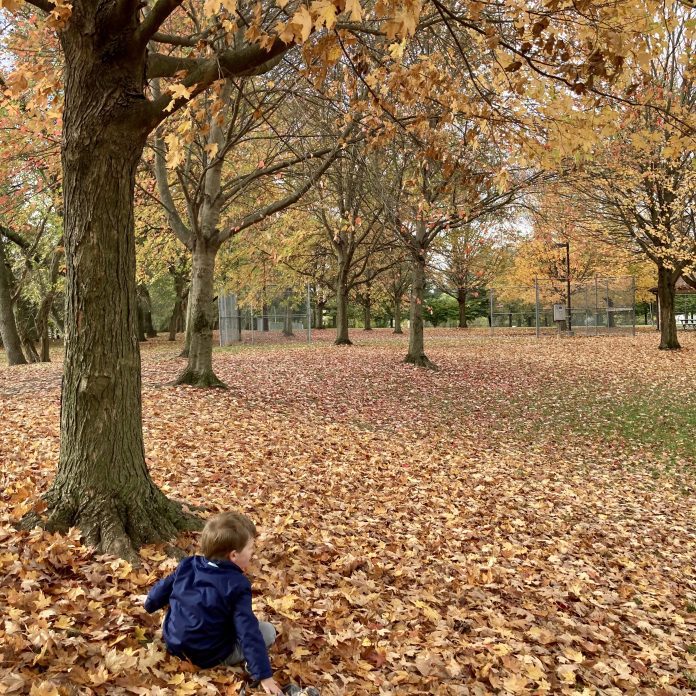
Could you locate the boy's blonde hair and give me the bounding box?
[200,511,257,560]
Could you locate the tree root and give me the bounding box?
[404,353,438,370]
[334,337,353,346]
[175,367,228,388]
[20,486,203,564]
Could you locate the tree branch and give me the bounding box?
[22,0,55,12]
[218,122,356,244]
[135,0,186,50]
[142,39,291,129]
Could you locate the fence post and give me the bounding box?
[489,288,494,336]
[535,278,540,339]
[307,283,312,343]
[595,276,599,336]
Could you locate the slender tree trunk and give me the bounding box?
[262,302,269,332]
[168,276,186,341]
[315,300,326,330]
[35,250,62,363]
[137,302,147,341]
[168,301,181,341]
[139,285,157,337]
[180,293,193,357]
[26,25,200,560]
[168,273,188,341]
[405,246,436,368]
[363,293,372,331]
[282,297,294,337]
[335,270,352,345]
[457,288,468,328]
[176,240,225,387]
[0,242,27,365]
[393,291,403,334]
[657,265,680,350]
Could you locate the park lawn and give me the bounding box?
[0,330,694,695]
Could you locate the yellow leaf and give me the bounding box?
[289,6,313,42]
[205,142,219,158]
[311,0,337,29]
[344,0,362,21]
[502,674,530,693]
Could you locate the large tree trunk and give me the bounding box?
[393,290,403,334]
[405,247,436,368]
[0,242,27,365]
[457,288,468,328]
[27,23,200,560]
[657,264,680,350]
[335,268,352,345]
[176,240,225,387]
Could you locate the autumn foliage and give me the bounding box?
[1,332,694,694]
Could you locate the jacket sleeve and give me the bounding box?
[232,584,273,681]
[144,571,176,613]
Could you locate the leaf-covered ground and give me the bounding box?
[1,329,695,695]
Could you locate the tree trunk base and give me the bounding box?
[393,329,403,334]
[404,353,438,370]
[20,487,202,564]
[363,328,373,332]
[178,348,189,358]
[175,367,227,388]
[334,337,353,346]
[659,340,681,350]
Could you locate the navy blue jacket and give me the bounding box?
[143,555,272,679]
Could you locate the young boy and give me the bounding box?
[144,511,283,695]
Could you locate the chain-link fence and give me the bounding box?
[218,285,313,345]
[489,276,636,337]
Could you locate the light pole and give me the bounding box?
[555,241,571,333]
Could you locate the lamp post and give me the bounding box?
[555,241,571,333]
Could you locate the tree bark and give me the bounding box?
[27,21,200,560]
[180,293,193,357]
[363,292,372,331]
[335,269,352,345]
[457,288,468,328]
[175,240,225,387]
[139,285,157,337]
[0,241,27,365]
[35,249,62,362]
[405,249,436,368]
[393,291,403,334]
[657,264,680,350]
[282,297,294,337]
[137,302,147,342]
[315,299,326,330]
[168,275,186,341]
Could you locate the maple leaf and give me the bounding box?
[344,0,362,21]
[289,6,313,43]
[311,0,337,29]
